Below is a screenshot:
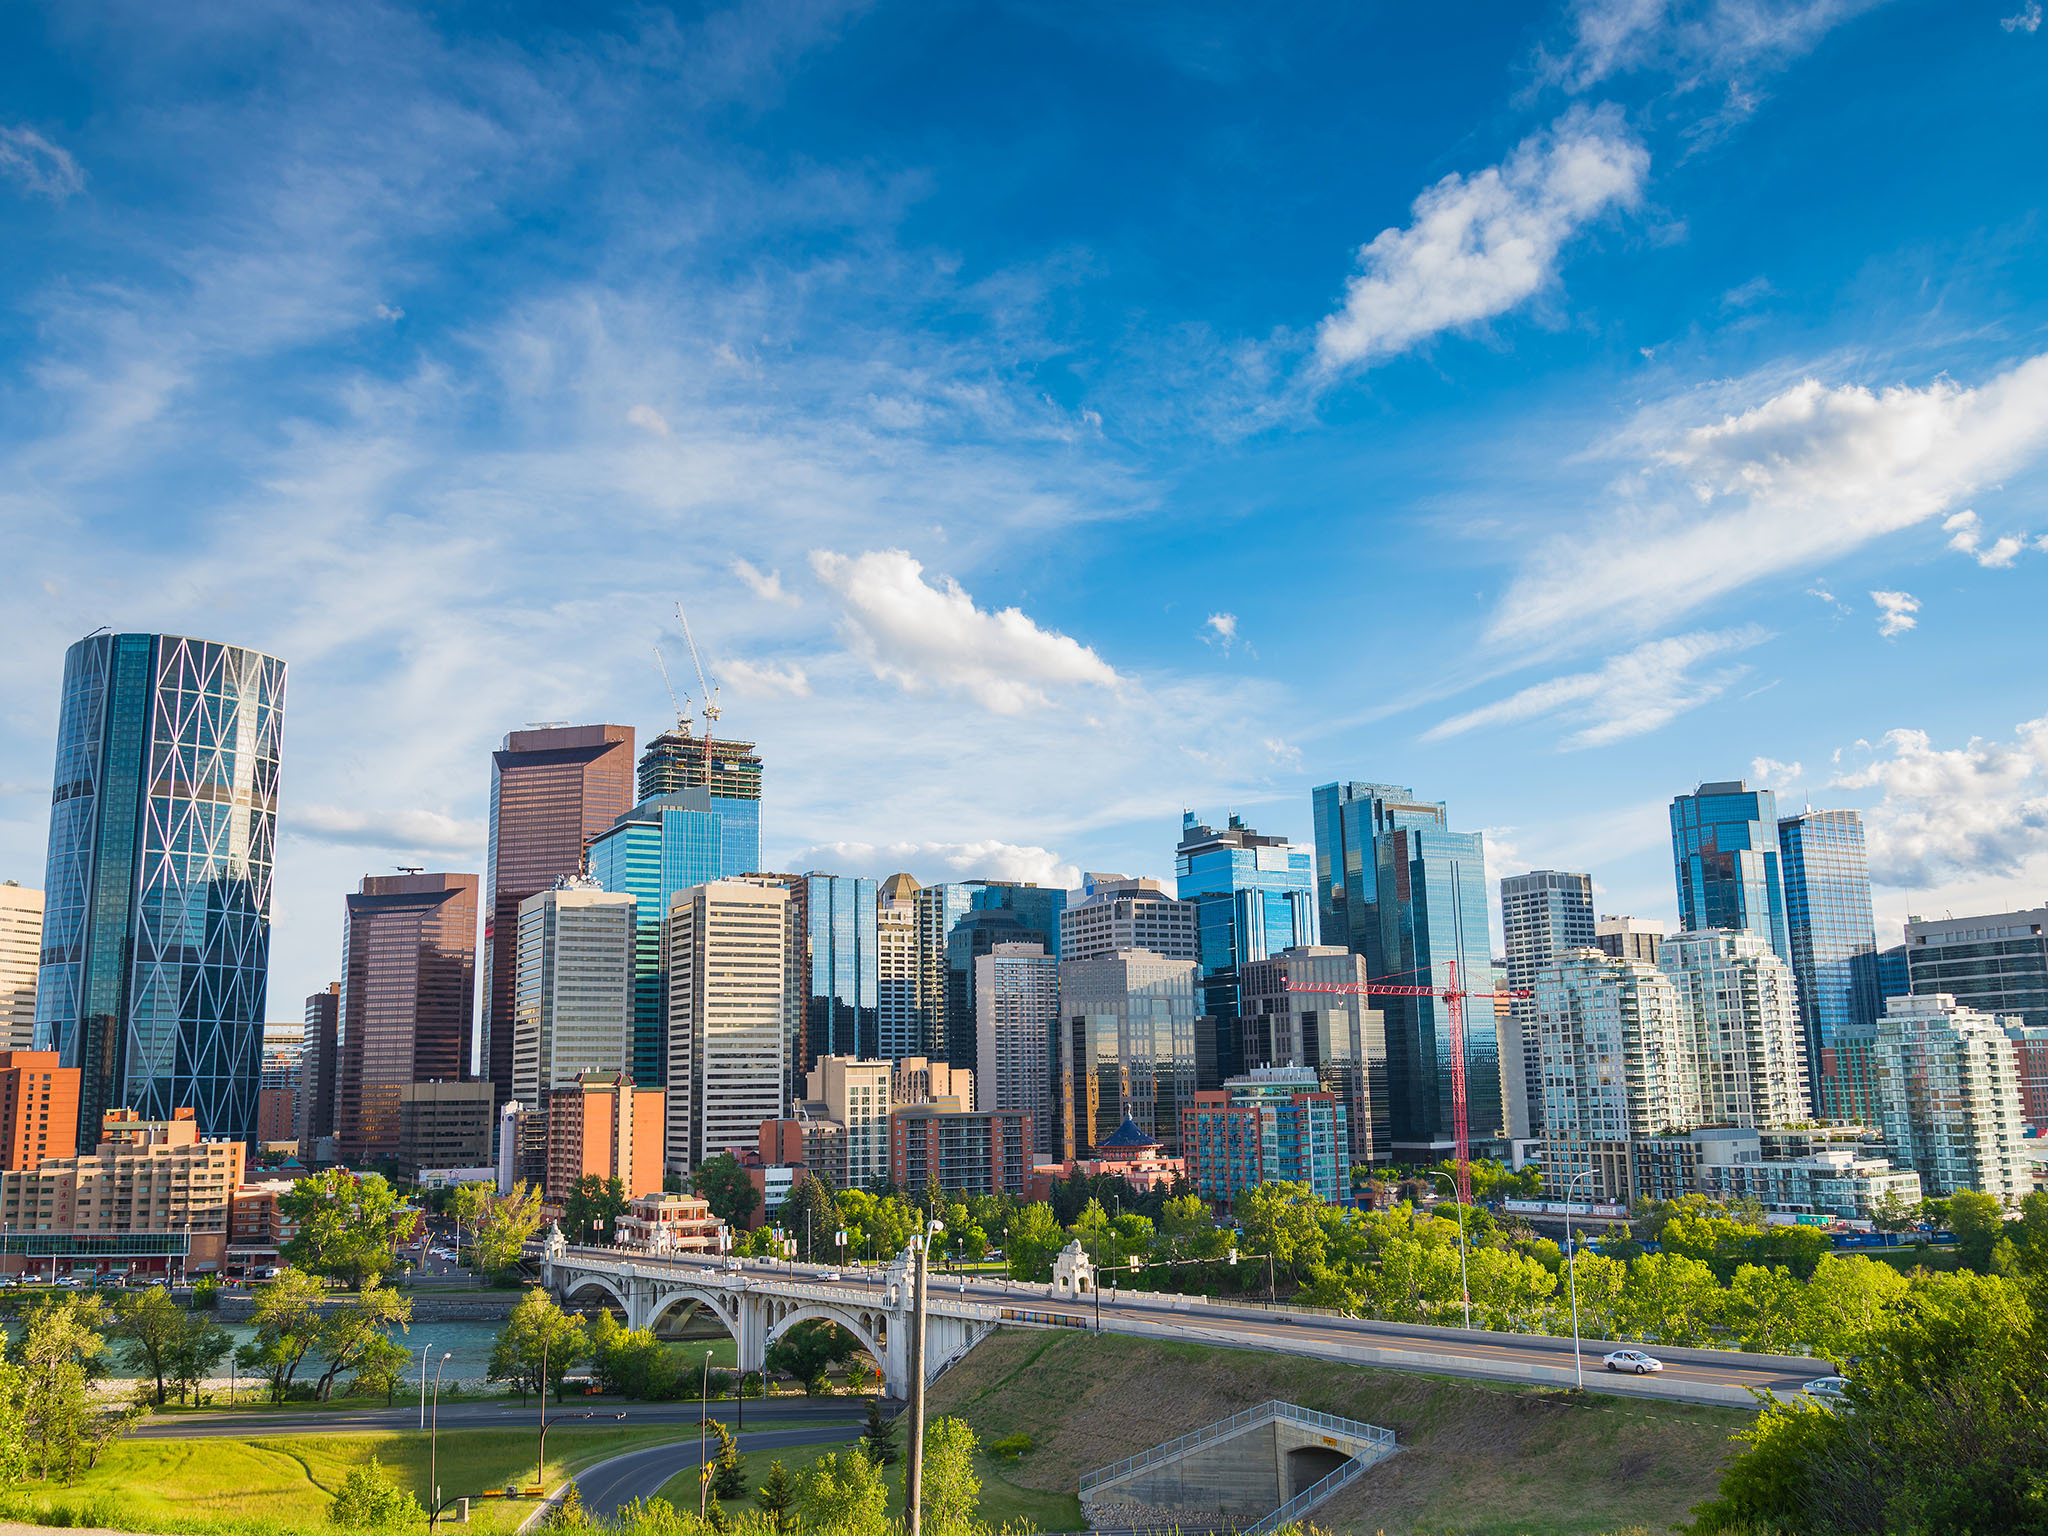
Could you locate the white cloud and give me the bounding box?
[0,125,86,200]
[626,404,671,436]
[731,558,800,607]
[1204,612,1239,652]
[809,548,1120,715]
[720,656,811,697]
[1749,755,1803,785]
[1942,509,2028,568]
[1263,737,1303,771]
[291,804,487,855]
[1491,353,2048,648]
[792,838,1082,890]
[1314,105,1647,373]
[1541,0,1892,93]
[1835,717,2048,889]
[1425,626,1766,748]
[374,303,404,322]
[2003,2,2043,33]
[1870,589,1919,638]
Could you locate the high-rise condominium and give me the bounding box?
[1903,906,2047,1030]
[1056,949,1199,1158]
[1777,809,1881,1120]
[1060,874,1198,963]
[587,730,763,1086]
[878,874,920,1061]
[1873,993,2030,1204]
[1594,916,1663,963]
[1659,929,1809,1130]
[296,983,340,1157]
[1534,950,1701,1203]
[36,633,286,1147]
[0,882,42,1052]
[335,872,478,1165]
[482,725,635,1110]
[665,880,788,1171]
[1176,812,1318,1086]
[1670,781,1791,963]
[1238,946,1391,1165]
[975,942,1058,1157]
[512,878,636,1117]
[1499,871,1595,1140]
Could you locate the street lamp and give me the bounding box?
[907,1218,941,1536]
[428,1351,452,1528]
[699,1348,714,1519]
[1424,1170,1474,1331]
[1561,1169,1597,1391]
[417,1339,439,1430]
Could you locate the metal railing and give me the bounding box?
[1243,1432,1401,1536]
[1078,1400,1394,1495]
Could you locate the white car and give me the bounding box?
[1802,1376,1851,1405]
[1603,1349,1664,1374]
[821,1268,841,1281]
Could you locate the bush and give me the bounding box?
[989,1432,1034,1461]
[329,1456,424,1529]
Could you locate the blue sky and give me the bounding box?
[2,0,2046,1017]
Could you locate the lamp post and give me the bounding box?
[1425,1171,1473,1331]
[699,1348,713,1518]
[428,1351,452,1528]
[417,1339,438,1430]
[535,1332,550,1494]
[1562,1169,1597,1391]
[907,1219,939,1536]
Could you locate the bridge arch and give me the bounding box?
[560,1275,631,1316]
[761,1300,888,1369]
[645,1286,742,1346]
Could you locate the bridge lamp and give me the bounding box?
[1227,1248,1238,1265]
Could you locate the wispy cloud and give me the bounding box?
[1203,612,1240,654]
[1425,626,1766,748]
[732,559,801,607]
[720,656,811,697]
[1749,754,1803,785]
[1942,509,2028,568]
[1538,0,1893,94]
[1315,105,1647,374]
[291,804,487,855]
[0,125,86,200]
[1871,589,1919,638]
[2002,2,2043,33]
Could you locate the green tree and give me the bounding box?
[766,1319,857,1393]
[108,1286,185,1406]
[1721,1263,1807,1354]
[1944,1188,2006,1271]
[1005,1202,1065,1280]
[861,1395,899,1467]
[920,1416,982,1535]
[329,1455,424,1528]
[236,1266,328,1402]
[1797,1253,1910,1364]
[167,1312,234,1406]
[471,1181,545,1281]
[692,1152,762,1228]
[1235,1181,1327,1290]
[488,1287,588,1404]
[0,1357,31,1485]
[1616,1252,1721,1345]
[280,1169,407,1286]
[312,1283,411,1400]
[796,1447,887,1533]
[1868,1185,1920,1245]
[347,1333,414,1406]
[708,1419,747,1499]
[16,1293,114,1481]
[448,1180,496,1268]
[780,1174,838,1262]
[755,1459,799,1536]
[563,1174,630,1245]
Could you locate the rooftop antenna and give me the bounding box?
[674,601,722,778]
[651,646,692,738]
[395,865,424,875]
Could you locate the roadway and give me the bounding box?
[597,1252,1817,1404]
[132,1396,862,1439]
[570,1422,865,1520]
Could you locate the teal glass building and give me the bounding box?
[1670,781,1792,963]
[804,873,878,1065]
[35,632,287,1147]
[1777,809,1880,1119]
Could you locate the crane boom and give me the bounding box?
[651,646,691,737]
[674,602,721,731]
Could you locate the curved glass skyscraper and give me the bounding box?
[35,632,286,1147]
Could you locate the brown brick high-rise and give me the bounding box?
[481,725,635,1114]
[0,1051,80,1171]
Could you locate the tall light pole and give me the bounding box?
[699,1348,713,1519]
[428,1351,452,1528]
[1425,1171,1473,1331]
[1562,1169,1597,1391]
[535,1332,550,1493]
[417,1339,438,1430]
[907,1219,938,1536]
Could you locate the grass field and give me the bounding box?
[922,1328,1753,1536]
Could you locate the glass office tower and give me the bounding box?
[1776,810,1881,1120]
[1175,812,1318,1086]
[804,873,879,1065]
[35,632,286,1147]
[969,881,1068,959]
[1311,782,1456,974]
[1056,950,1200,1157]
[1670,781,1792,963]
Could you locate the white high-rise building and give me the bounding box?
[1534,949,1701,1203]
[1060,876,1198,963]
[975,941,1058,1158]
[1873,993,2031,1204]
[0,882,42,1052]
[805,1055,893,1191]
[878,878,920,1060]
[1660,929,1810,1130]
[512,878,636,1111]
[1499,870,1596,1141]
[666,879,789,1172]
[1595,916,1664,964]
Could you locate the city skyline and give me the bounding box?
[3,5,2047,1022]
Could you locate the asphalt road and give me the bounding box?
[133,1397,864,1439]
[570,1423,865,1519]
[608,1254,1817,1402]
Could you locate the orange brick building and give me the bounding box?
[0,1051,80,1172]
[545,1071,663,1205]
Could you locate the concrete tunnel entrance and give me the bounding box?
[1286,1445,1352,1499]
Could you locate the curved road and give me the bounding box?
[570,1423,865,1519]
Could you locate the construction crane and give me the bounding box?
[673,601,722,782]
[1289,961,1530,1205]
[651,646,692,737]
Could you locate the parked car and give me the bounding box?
[1603,1349,1665,1374]
[1802,1375,1852,1406]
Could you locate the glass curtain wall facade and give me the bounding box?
[804,874,878,1066]
[482,725,635,1111]
[1056,951,1199,1158]
[916,883,976,1066]
[1670,781,1792,963]
[1311,782,1448,975]
[878,874,921,1061]
[1904,908,2048,1030]
[945,907,1048,1074]
[1239,946,1391,1164]
[969,882,1067,958]
[1777,810,1881,1120]
[35,633,286,1148]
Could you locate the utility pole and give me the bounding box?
[906,1231,930,1536]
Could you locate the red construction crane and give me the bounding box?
[1290,961,1530,1204]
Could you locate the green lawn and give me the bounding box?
[653,1437,1079,1533]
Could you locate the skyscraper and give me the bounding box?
[975,942,1058,1157]
[482,724,635,1110]
[1594,916,1663,963]
[665,879,788,1171]
[1903,906,2048,1029]
[970,881,1068,958]
[1873,993,2030,1203]
[878,874,921,1061]
[36,632,286,1147]
[1239,946,1391,1165]
[945,905,1049,1074]
[1659,929,1809,1130]
[512,878,636,1115]
[1670,781,1791,963]
[296,982,339,1158]
[335,872,479,1165]
[915,882,976,1065]
[0,882,42,1052]
[1777,809,1881,1120]
[1060,875,1198,962]
[1176,812,1318,1086]
[1311,782,1448,973]
[799,873,879,1067]
[1499,871,1595,1140]
[1056,949,1200,1157]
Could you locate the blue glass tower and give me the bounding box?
[970,882,1067,959]
[1311,782,1450,975]
[1175,812,1318,1085]
[804,873,878,1065]
[35,632,286,1148]
[1778,809,1880,1120]
[1670,781,1792,964]
[588,783,762,1087]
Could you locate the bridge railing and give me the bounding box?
[1077,1400,1393,1496]
[1241,1431,1400,1536]
[550,1246,1003,1320]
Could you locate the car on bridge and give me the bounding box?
[1602,1349,1664,1374]
[1801,1375,1852,1407]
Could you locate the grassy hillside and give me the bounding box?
[924,1328,1750,1536]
